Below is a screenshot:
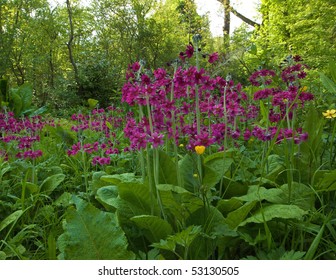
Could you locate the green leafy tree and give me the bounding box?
[256,0,336,70]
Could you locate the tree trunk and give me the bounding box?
[223,0,230,49]
[66,0,81,90]
[218,0,260,39]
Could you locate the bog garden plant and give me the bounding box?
[1,39,336,260]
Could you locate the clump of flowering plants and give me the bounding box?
[0,110,52,163]
[121,46,314,182]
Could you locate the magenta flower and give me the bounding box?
[249,69,276,86]
[149,132,164,148]
[185,44,194,58]
[208,52,219,64]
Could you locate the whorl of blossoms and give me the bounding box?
[0,111,51,161]
[120,51,314,152]
[249,69,276,87]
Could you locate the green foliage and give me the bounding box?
[57,196,135,260]
[238,204,307,227]
[130,215,173,243]
[1,0,336,260]
[256,0,336,71]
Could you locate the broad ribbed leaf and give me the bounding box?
[157,184,203,221]
[317,170,336,192]
[279,183,315,211]
[187,206,226,235]
[157,150,178,185]
[204,152,233,178]
[40,174,65,196]
[130,215,173,243]
[236,185,283,203]
[58,197,134,260]
[239,204,307,227]
[178,154,198,192]
[152,225,202,251]
[118,182,159,215]
[95,185,119,211]
[203,165,221,188]
[0,210,23,233]
[225,201,257,229]
[217,198,243,215]
[101,173,141,185]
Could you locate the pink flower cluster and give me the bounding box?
[70,106,124,136]
[121,48,314,151]
[67,107,126,167]
[92,156,111,166]
[0,111,50,161]
[16,149,43,160]
[67,141,119,157]
[122,59,253,151]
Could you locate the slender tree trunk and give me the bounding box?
[223,0,230,49]
[66,0,81,91]
[49,49,54,89]
[218,0,261,41]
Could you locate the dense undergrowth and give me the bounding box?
[1,44,336,260]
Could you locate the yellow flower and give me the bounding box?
[323,109,336,119]
[194,145,206,155]
[193,173,198,178]
[179,144,184,148]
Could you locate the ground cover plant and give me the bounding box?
[1,37,336,260]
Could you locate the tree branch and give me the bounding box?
[230,6,260,27]
[217,0,260,28]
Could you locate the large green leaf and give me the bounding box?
[0,210,24,233]
[316,170,336,192]
[217,198,243,215]
[100,173,142,185]
[92,171,110,194]
[202,165,221,188]
[279,183,315,211]
[319,72,336,94]
[236,185,284,203]
[178,154,198,192]
[118,182,160,216]
[88,98,99,109]
[186,206,226,236]
[95,185,119,211]
[157,150,178,185]
[9,91,22,117]
[204,152,233,178]
[203,152,234,189]
[57,197,135,260]
[17,83,33,112]
[238,204,307,227]
[152,225,202,252]
[225,201,257,229]
[265,154,285,181]
[40,174,65,196]
[130,215,173,243]
[157,184,203,222]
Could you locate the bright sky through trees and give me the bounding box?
[49,0,260,36]
[195,0,261,36]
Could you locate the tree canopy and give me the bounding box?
[0,0,335,110]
